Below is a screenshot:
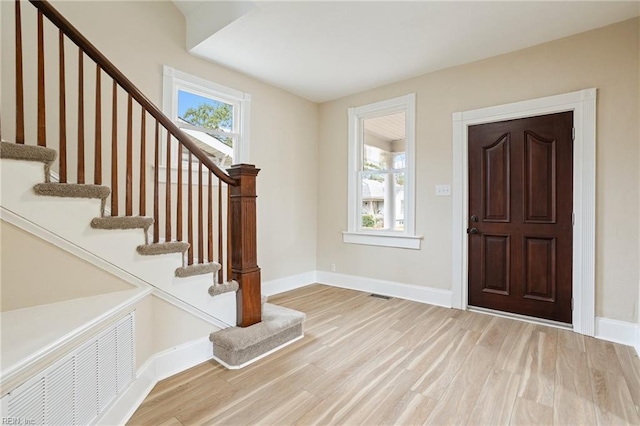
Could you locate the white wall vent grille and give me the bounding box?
[3,312,135,425]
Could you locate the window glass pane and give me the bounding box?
[180,131,236,168]
[177,89,235,164]
[177,89,234,135]
[363,144,386,171]
[362,112,405,173]
[360,172,405,231]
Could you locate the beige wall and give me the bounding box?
[134,295,217,369]
[0,220,133,311]
[0,1,319,283]
[317,18,640,323]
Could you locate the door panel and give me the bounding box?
[481,234,510,295]
[483,134,511,222]
[523,236,556,302]
[524,131,556,223]
[468,112,573,323]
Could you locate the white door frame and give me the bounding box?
[451,88,597,336]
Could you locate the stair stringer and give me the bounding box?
[0,158,236,327]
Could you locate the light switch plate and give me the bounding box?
[436,184,451,196]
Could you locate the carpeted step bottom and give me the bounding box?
[1,141,57,164]
[92,216,154,244]
[136,241,190,256]
[91,216,154,232]
[208,280,239,296]
[34,183,111,215]
[34,183,110,200]
[177,262,221,278]
[210,303,305,369]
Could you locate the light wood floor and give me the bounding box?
[128,285,640,425]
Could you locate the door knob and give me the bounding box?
[467,227,479,234]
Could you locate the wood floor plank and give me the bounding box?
[206,363,324,425]
[509,397,553,425]
[184,363,313,425]
[517,330,557,407]
[304,331,405,398]
[145,361,223,401]
[614,343,640,408]
[252,390,321,426]
[157,418,184,426]
[554,344,597,425]
[312,319,403,372]
[469,368,521,425]
[424,345,496,424]
[296,346,412,425]
[457,310,493,333]
[336,366,420,425]
[585,336,624,375]
[402,317,465,373]
[129,374,230,425]
[395,306,452,349]
[411,328,480,399]
[558,328,586,352]
[477,316,512,351]
[495,321,535,374]
[590,367,640,425]
[381,391,438,425]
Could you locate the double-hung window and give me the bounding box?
[162,66,251,174]
[343,94,421,249]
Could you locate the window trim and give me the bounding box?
[161,65,251,174]
[343,93,421,250]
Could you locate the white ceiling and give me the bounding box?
[174,1,640,103]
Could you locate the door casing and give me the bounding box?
[452,88,597,336]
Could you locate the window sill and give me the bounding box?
[342,231,422,250]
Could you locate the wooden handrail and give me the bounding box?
[28,0,237,186]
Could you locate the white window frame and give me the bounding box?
[160,66,251,183]
[343,93,422,250]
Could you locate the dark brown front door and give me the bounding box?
[468,112,573,323]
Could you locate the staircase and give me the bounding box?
[1,0,304,372]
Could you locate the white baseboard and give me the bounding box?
[97,337,213,426]
[262,271,317,296]
[316,271,453,308]
[261,270,452,308]
[595,317,639,352]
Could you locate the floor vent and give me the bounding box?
[2,313,135,425]
[370,294,392,300]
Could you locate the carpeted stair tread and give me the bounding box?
[136,241,190,256]
[210,303,305,367]
[208,280,239,296]
[91,216,154,231]
[34,183,110,199]
[177,262,221,278]
[1,141,57,164]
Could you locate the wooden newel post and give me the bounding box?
[227,164,261,327]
